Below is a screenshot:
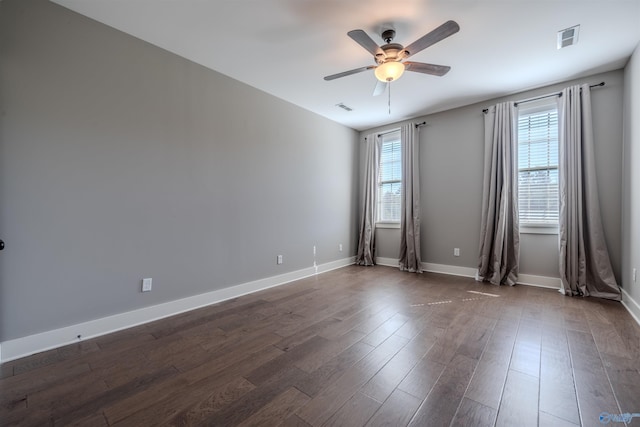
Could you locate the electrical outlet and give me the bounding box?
[142,278,152,292]
[339,244,343,252]
[633,268,637,282]
[277,255,283,265]
[454,248,460,257]
[313,245,316,255]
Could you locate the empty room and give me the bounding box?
[1,0,640,426]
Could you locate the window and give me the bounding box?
[517,100,559,232]
[377,130,402,226]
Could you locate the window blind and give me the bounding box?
[517,105,559,225]
[377,131,401,222]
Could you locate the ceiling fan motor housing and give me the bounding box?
[377,43,405,64]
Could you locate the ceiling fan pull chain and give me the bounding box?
[388,82,392,115]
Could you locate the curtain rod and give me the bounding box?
[377,122,427,136]
[377,128,399,138]
[482,81,605,113]
[364,122,427,140]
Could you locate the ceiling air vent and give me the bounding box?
[557,25,580,49]
[336,103,353,112]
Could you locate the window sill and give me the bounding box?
[520,225,558,235]
[376,222,400,229]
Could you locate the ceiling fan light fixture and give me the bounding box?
[374,61,405,82]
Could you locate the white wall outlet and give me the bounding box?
[142,278,152,292]
[339,243,343,252]
[633,268,637,282]
[277,255,283,265]
[454,248,460,257]
[313,245,316,255]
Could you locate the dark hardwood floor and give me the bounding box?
[1,265,639,426]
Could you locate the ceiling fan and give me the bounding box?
[324,20,460,96]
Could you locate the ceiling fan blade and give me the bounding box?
[403,20,460,58]
[324,65,375,81]
[404,62,451,76]
[347,29,384,57]
[373,80,387,96]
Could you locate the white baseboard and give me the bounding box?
[621,287,640,327]
[376,258,478,279]
[422,262,477,278]
[375,257,399,267]
[516,273,561,289]
[376,257,561,290]
[316,257,356,274]
[0,257,355,363]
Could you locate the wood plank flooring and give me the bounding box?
[1,265,640,426]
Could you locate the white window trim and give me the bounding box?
[517,98,559,234]
[520,224,559,235]
[376,221,401,229]
[376,129,402,226]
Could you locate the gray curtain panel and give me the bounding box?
[558,84,621,300]
[399,123,423,273]
[356,133,380,266]
[477,102,520,286]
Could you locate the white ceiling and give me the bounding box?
[52,0,640,131]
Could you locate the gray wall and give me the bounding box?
[623,43,640,303]
[0,0,359,341]
[363,69,625,281]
